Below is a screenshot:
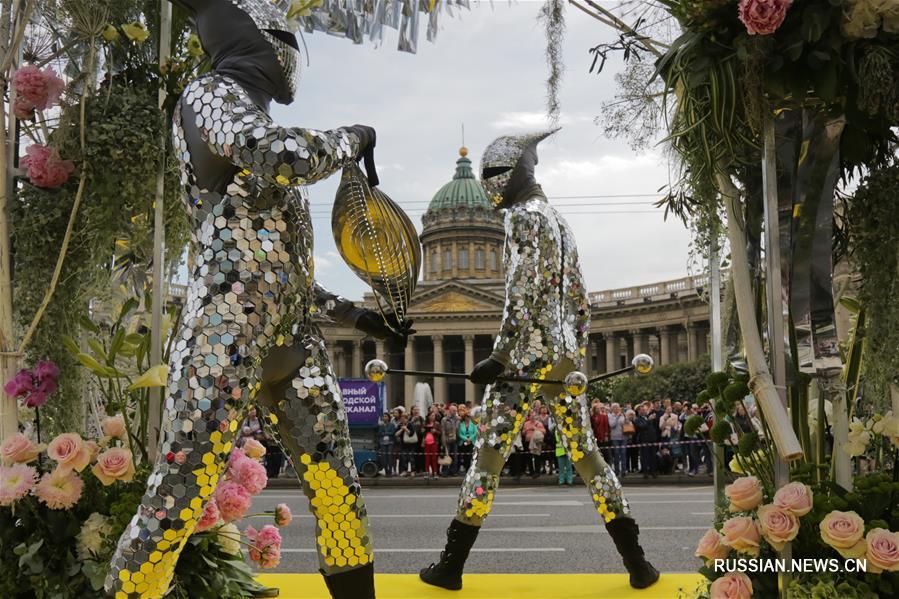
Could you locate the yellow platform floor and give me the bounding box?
[256,573,702,599]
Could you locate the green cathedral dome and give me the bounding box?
[426,147,491,213]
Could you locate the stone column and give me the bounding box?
[432,334,447,406]
[659,327,671,365]
[605,333,618,370]
[352,340,362,378]
[631,329,646,356]
[595,337,606,373]
[676,327,687,363]
[586,334,596,372]
[687,324,699,361]
[333,345,345,377]
[463,335,476,406]
[404,337,417,410]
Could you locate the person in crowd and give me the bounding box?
[733,403,754,436]
[522,411,546,478]
[458,407,477,473]
[239,407,264,446]
[608,402,627,477]
[423,411,442,478]
[409,405,425,474]
[659,406,680,448]
[635,402,658,478]
[555,428,573,485]
[378,412,397,476]
[396,413,419,477]
[625,408,639,473]
[442,404,461,476]
[591,401,611,464]
[657,446,674,475]
[538,405,553,474]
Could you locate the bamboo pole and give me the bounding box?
[148,0,172,461]
[709,228,727,502]
[718,169,804,461]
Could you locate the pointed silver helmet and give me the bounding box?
[479,128,560,206]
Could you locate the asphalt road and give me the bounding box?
[244,484,715,575]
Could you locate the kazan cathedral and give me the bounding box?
[315,148,711,409]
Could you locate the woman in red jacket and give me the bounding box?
[591,402,611,463]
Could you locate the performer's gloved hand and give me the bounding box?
[344,124,376,161]
[354,309,415,348]
[470,356,505,385]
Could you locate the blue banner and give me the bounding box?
[339,378,383,427]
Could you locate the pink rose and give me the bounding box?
[246,524,282,569]
[819,510,867,558]
[34,467,84,509]
[101,414,127,440]
[215,482,252,522]
[91,448,135,485]
[757,504,799,550]
[229,453,267,495]
[1,432,44,465]
[695,528,730,562]
[21,144,75,189]
[865,528,899,573]
[47,433,91,475]
[738,0,792,36]
[721,516,761,557]
[0,463,38,506]
[13,65,65,110]
[195,498,221,533]
[773,481,813,517]
[243,438,266,459]
[274,503,292,527]
[725,476,763,512]
[710,572,753,599]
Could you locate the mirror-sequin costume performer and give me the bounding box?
[419,130,660,592]
[107,2,398,597]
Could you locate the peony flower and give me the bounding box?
[76,512,113,561]
[47,432,91,475]
[865,528,899,573]
[721,516,761,557]
[187,34,204,57]
[243,438,266,459]
[773,482,812,517]
[101,414,127,440]
[13,97,34,120]
[738,0,792,36]
[820,510,867,559]
[195,498,221,533]
[1,432,44,465]
[229,454,267,495]
[757,504,799,550]
[21,144,75,189]
[710,572,753,599]
[128,364,169,390]
[275,503,292,527]
[34,468,84,509]
[842,0,884,39]
[215,482,252,522]
[0,463,38,506]
[246,524,282,569]
[695,528,730,562]
[13,65,64,111]
[216,522,241,555]
[725,476,763,512]
[92,448,135,485]
[102,24,120,43]
[121,22,150,43]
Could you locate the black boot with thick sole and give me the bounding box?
[605,517,660,589]
[321,562,376,599]
[419,520,481,590]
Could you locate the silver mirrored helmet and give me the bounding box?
[479,128,559,207]
[228,0,300,102]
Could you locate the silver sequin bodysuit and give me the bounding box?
[106,72,374,598]
[455,191,630,526]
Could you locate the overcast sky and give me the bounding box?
[270,1,692,300]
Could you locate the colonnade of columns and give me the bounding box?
[585,322,709,375]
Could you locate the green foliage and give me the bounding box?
[684,414,704,436]
[588,358,711,406]
[168,535,274,599]
[848,164,899,411]
[737,431,758,456]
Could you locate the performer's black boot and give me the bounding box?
[321,563,376,599]
[419,520,480,590]
[605,517,660,589]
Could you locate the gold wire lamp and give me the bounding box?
[332,155,421,335]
